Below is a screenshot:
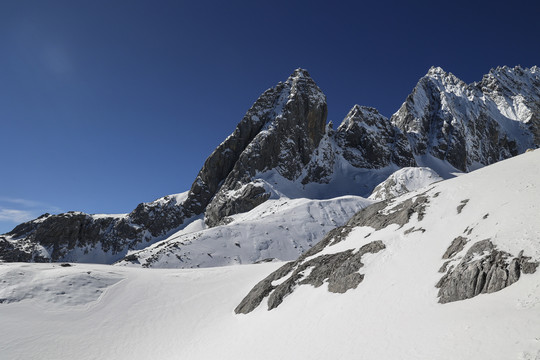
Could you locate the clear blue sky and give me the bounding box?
[1,0,539,233]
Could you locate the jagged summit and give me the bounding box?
[341,104,382,120]
[483,64,539,83]
[202,68,328,226]
[392,64,539,171]
[283,68,326,110]
[338,105,384,131]
[488,64,539,75]
[290,68,311,78]
[425,67,466,87]
[350,103,363,112]
[423,66,466,88]
[333,104,415,169]
[427,65,447,75]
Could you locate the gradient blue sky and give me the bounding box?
[1,0,539,233]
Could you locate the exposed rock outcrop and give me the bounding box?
[442,236,468,259]
[235,239,386,314]
[2,193,189,262]
[436,239,538,303]
[266,240,386,310]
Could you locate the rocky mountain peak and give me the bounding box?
[334,104,415,169]
[476,65,540,145]
[392,65,540,172]
[202,69,327,226]
[347,104,380,118]
[290,67,311,78]
[424,67,466,89]
[337,105,384,132]
[480,65,540,95]
[427,66,447,76]
[285,68,320,92]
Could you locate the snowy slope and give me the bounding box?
[368,166,443,200]
[238,149,540,312]
[1,150,539,360]
[116,195,373,268]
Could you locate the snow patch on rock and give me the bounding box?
[369,167,443,200]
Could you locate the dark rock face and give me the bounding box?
[128,195,186,237]
[182,75,312,217]
[391,66,540,171]
[2,194,189,263]
[266,241,386,310]
[205,69,327,226]
[299,106,417,186]
[437,239,538,303]
[442,236,468,259]
[335,105,415,169]
[234,262,296,314]
[0,236,45,262]
[456,199,469,214]
[204,183,271,226]
[235,240,385,314]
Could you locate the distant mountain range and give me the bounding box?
[1,66,539,266]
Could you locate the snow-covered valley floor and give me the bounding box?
[1,259,539,360]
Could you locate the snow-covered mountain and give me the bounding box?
[0,192,192,263]
[1,66,539,266]
[392,65,540,172]
[1,150,539,360]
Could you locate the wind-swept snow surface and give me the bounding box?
[1,261,539,359]
[369,166,442,200]
[116,196,372,268]
[1,150,540,360]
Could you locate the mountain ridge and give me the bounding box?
[1,65,539,265]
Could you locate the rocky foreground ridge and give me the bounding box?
[1,66,539,264]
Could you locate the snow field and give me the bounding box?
[119,196,373,268]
